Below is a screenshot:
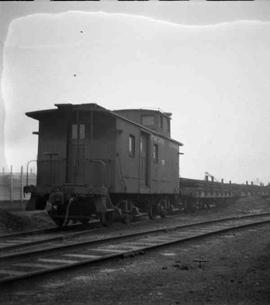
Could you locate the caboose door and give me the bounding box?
[67,123,86,184]
[140,132,150,188]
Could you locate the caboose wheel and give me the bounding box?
[99,211,113,226]
[46,206,65,227]
[115,200,137,224]
[156,199,168,218]
[159,210,166,218]
[99,213,106,226]
[79,218,90,225]
[122,213,133,224]
[148,204,156,220]
[52,216,65,227]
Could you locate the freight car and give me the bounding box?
[180,176,270,212]
[25,103,182,226]
[180,177,235,211]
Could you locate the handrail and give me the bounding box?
[26,160,37,186]
[26,158,109,188]
[116,153,126,192]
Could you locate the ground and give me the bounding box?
[0,195,269,234]
[1,196,270,305]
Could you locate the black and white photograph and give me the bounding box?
[0,0,270,304]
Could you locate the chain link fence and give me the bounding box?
[0,167,36,210]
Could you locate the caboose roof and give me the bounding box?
[114,108,172,119]
[26,103,183,146]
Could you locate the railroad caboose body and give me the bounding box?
[26,103,182,225]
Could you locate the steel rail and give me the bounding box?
[0,220,101,252]
[1,212,270,259]
[0,213,270,285]
[2,210,269,253]
[0,218,102,239]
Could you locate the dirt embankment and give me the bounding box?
[0,209,55,234]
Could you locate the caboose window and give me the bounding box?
[163,118,168,132]
[153,144,158,163]
[160,116,163,129]
[72,124,77,139]
[142,115,154,126]
[79,124,85,139]
[129,135,135,157]
[167,118,170,132]
[71,124,85,139]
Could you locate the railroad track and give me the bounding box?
[1,212,270,285]
[0,213,224,253]
[0,212,262,254]
[0,220,102,253]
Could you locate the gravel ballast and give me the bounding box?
[1,196,270,304]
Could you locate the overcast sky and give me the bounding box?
[1,2,270,184]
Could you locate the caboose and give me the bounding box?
[25,103,183,226]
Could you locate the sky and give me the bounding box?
[1,2,270,184]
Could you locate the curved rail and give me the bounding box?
[0,221,101,252]
[1,212,270,285]
[0,212,268,254]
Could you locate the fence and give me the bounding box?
[0,166,37,207]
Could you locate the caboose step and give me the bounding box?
[169,207,183,214]
[134,212,148,219]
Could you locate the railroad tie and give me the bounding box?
[64,253,101,259]
[14,263,60,270]
[91,248,124,253]
[37,258,79,264]
[0,269,26,276]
